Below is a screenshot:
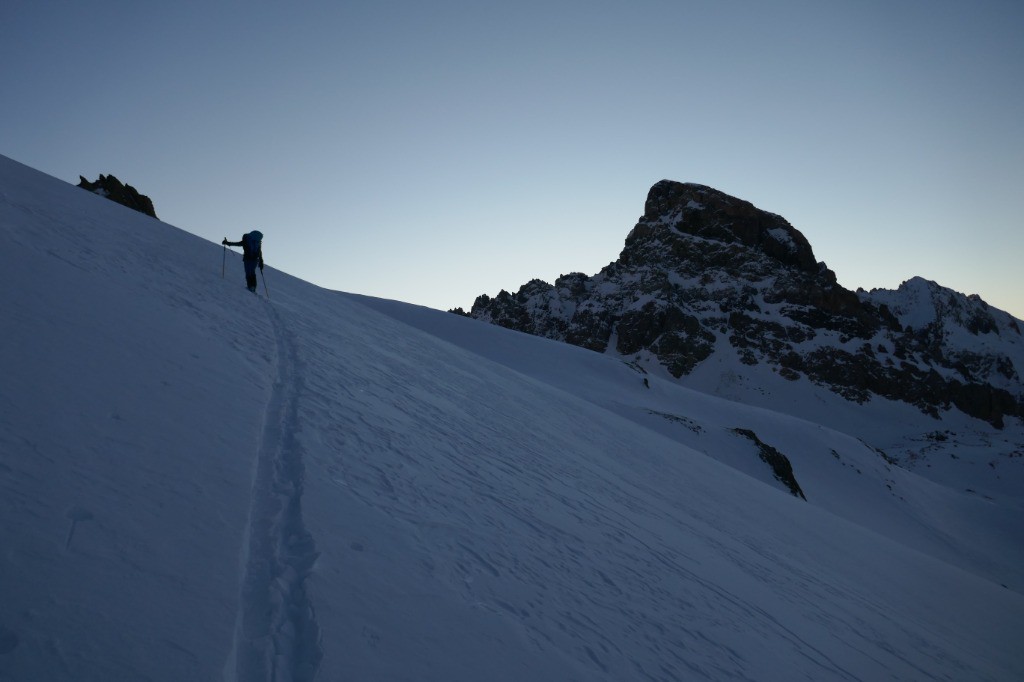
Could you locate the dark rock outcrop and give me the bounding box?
[461,181,1024,427]
[732,429,807,499]
[77,174,157,218]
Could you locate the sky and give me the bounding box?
[2,0,1022,318]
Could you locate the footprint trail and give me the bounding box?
[231,303,322,681]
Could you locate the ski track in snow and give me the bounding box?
[232,302,322,682]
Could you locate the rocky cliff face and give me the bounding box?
[462,181,1024,427]
[78,174,158,218]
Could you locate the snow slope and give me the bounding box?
[1,154,1022,681]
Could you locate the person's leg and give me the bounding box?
[243,259,257,291]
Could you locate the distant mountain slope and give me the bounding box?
[860,275,1024,393]
[2,155,1023,681]
[465,181,1024,428]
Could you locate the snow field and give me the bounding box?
[1,154,1022,680]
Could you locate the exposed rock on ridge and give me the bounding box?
[78,174,158,218]
[462,180,1024,427]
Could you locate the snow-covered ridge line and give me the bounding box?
[232,306,321,681]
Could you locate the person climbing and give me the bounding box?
[222,231,264,292]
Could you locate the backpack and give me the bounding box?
[242,231,263,259]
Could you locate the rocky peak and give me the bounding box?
[636,180,818,273]
[860,277,1024,394]
[77,174,158,218]
[864,277,1006,336]
[462,180,1023,427]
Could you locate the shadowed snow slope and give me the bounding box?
[1,154,1022,681]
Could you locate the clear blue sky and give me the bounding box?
[3,0,1022,318]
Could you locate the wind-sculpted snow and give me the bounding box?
[268,290,1024,681]
[1,154,1023,681]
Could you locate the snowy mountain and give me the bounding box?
[860,275,1024,395]
[1,154,1023,681]
[465,181,1024,499]
[465,181,1024,429]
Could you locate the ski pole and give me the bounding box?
[260,265,270,299]
[222,244,226,278]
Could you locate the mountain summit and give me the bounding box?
[465,180,1024,427]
